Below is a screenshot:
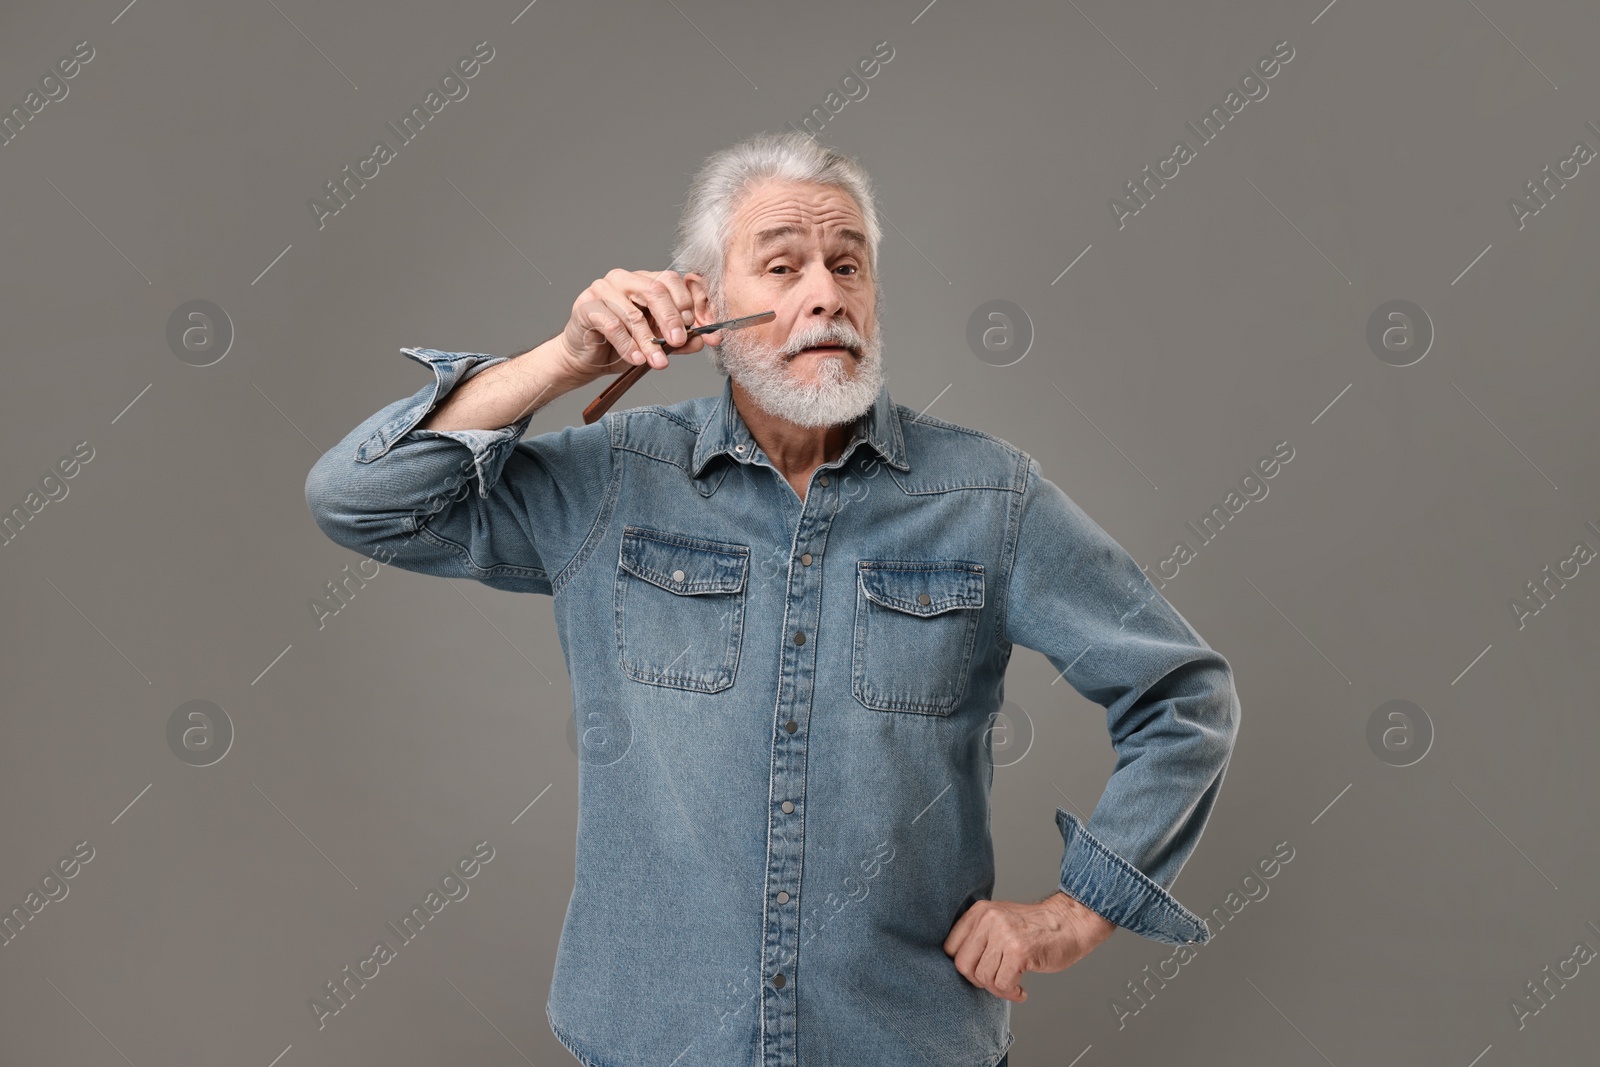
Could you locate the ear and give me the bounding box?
[683,272,723,346]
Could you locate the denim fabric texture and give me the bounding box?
[305,348,1241,1067]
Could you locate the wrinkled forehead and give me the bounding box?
[728,180,869,259]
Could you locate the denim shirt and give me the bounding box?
[304,348,1240,1067]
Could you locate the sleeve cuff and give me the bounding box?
[1056,808,1211,946]
[354,347,534,498]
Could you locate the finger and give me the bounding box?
[594,281,665,366]
[579,302,638,369]
[973,937,1006,995]
[944,906,979,957]
[651,271,697,341]
[600,271,674,363]
[944,917,974,958]
[630,274,687,349]
[653,269,693,311]
[993,948,1027,1002]
[952,926,990,988]
[591,281,654,364]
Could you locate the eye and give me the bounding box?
[770,265,792,275]
[835,264,858,276]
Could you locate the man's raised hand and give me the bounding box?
[557,268,705,383]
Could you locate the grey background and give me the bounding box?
[3,0,1597,1064]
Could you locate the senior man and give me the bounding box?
[305,131,1239,1067]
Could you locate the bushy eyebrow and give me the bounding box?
[752,225,869,255]
[753,225,801,248]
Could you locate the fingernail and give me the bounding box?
[672,327,686,345]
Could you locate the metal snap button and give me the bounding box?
[735,444,745,452]
[781,800,795,813]
[819,475,829,486]
[800,553,813,565]
[784,720,798,734]
[672,569,685,582]
[793,631,805,645]
[777,891,790,903]
[773,973,786,989]
[918,593,931,605]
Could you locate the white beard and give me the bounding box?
[709,307,887,429]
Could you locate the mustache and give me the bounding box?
[779,320,868,359]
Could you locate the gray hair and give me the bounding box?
[671,131,882,299]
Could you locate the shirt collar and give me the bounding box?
[691,374,909,478]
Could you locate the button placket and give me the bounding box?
[760,461,840,1066]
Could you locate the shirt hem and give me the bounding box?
[548,1006,1011,1066]
[547,1009,620,1067]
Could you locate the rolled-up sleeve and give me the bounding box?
[304,347,615,597]
[1001,457,1240,945]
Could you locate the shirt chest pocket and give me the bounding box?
[615,527,750,694]
[852,560,985,715]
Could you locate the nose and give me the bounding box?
[800,266,847,320]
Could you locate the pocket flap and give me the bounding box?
[859,561,985,616]
[619,527,749,595]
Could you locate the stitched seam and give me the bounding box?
[550,415,622,598]
[996,453,1035,648]
[413,523,548,579]
[546,1014,617,1067]
[358,354,458,463]
[615,406,697,472]
[622,525,753,556]
[618,561,746,595]
[852,572,981,715]
[629,404,699,433]
[891,403,1030,454]
[860,561,985,614]
[886,473,1022,494]
[1060,810,1206,934]
[615,440,690,472]
[613,529,746,694]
